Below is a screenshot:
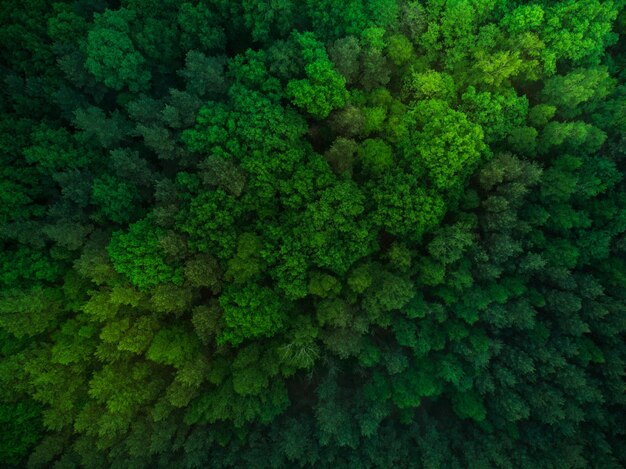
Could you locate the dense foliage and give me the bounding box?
[1,0,625,467]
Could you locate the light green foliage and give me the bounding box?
[108,219,182,290]
[150,284,193,316]
[386,33,414,66]
[473,49,524,88]
[403,70,456,102]
[528,103,557,127]
[219,284,287,346]
[146,327,197,369]
[460,86,528,143]
[539,121,607,154]
[542,0,619,67]
[411,100,487,190]
[87,361,163,419]
[502,5,545,34]
[287,59,349,119]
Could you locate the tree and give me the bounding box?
[403,70,456,102]
[410,99,487,191]
[84,8,151,92]
[386,33,414,66]
[300,180,376,275]
[179,189,242,260]
[0,287,61,338]
[177,2,226,53]
[329,36,361,84]
[218,283,288,346]
[73,106,129,148]
[369,169,446,241]
[23,125,91,174]
[541,0,620,67]
[287,59,349,119]
[460,86,528,144]
[308,271,342,298]
[356,138,393,176]
[108,219,183,290]
[541,67,615,118]
[178,51,227,98]
[91,175,140,224]
[225,233,264,284]
[324,137,358,176]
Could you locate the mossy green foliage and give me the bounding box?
[1,0,626,467]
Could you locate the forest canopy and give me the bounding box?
[1,0,625,467]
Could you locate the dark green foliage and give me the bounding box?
[1,0,625,467]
